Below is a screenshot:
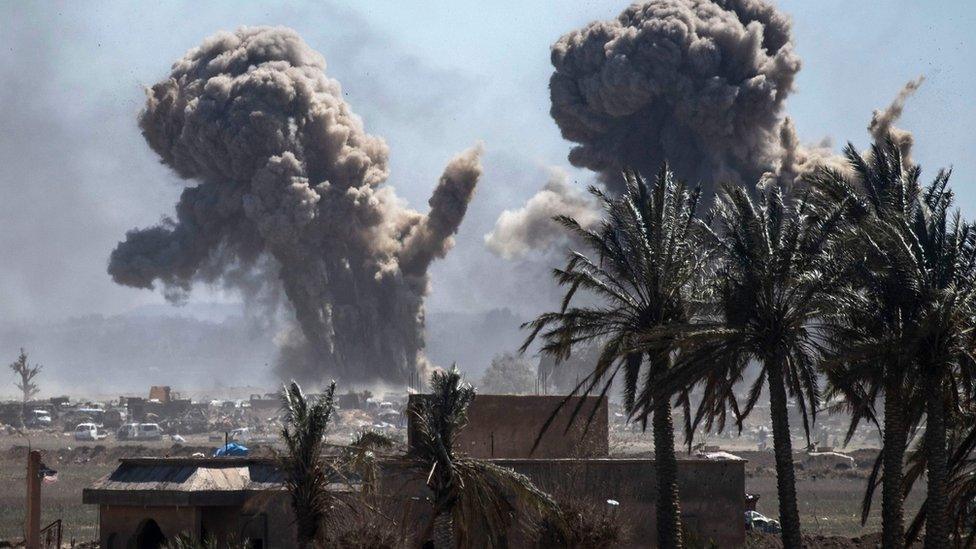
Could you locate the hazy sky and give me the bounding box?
[1,0,974,324]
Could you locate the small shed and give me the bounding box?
[83,457,293,548]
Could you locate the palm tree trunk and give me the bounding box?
[881,381,907,549]
[653,400,683,549]
[432,510,455,549]
[923,372,949,549]
[765,358,803,548]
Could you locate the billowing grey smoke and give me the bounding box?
[549,0,800,193]
[869,76,924,167]
[109,27,482,384]
[488,0,923,260]
[485,169,599,259]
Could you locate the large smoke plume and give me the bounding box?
[549,0,799,193]
[109,27,482,384]
[489,0,922,259]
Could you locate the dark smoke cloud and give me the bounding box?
[488,0,924,259]
[549,0,800,193]
[109,27,482,384]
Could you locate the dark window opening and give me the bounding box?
[135,518,167,549]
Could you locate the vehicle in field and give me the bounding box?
[74,422,108,441]
[116,422,163,441]
[25,409,52,428]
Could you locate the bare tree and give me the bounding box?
[9,348,41,404]
[9,348,42,427]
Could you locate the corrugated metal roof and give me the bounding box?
[89,459,283,492]
[84,458,286,505]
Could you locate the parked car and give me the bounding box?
[116,422,163,441]
[74,423,108,441]
[25,409,52,428]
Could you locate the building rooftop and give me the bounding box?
[83,457,284,506]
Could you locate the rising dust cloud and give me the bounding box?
[109,27,482,385]
[107,3,922,385]
[487,0,922,260]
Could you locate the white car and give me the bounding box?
[117,422,163,441]
[74,423,107,441]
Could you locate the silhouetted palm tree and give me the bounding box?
[643,183,848,548]
[410,366,560,548]
[280,381,337,548]
[810,139,926,548]
[523,166,707,548]
[896,403,976,547]
[814,140,976,548]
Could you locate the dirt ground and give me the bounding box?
[736,448,925,537]
[0,430,923,545]
[611,428,926,539]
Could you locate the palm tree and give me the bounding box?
[901,405,976,547]
[522,166,707,549]
[883,173,976,548]
[643,183,849,548]
[813,140,976,547]
[280,381,338,548]
[809,139,926,548]
[409,366,560,548]
[341,429,396,498]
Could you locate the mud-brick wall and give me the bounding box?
[495,458,746,548]
[408,394,609,458]
[95,493,296,549]
[98,505,200,548]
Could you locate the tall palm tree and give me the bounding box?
[409,366,560,548]
[642,183,848,548]
[523,166,707,549]
[809,139,925,548]
[884,174,976,548]
[813,140,976,548]
[280,380,338,548]
[903,405,976,547]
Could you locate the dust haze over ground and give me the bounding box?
[0,1,972,393]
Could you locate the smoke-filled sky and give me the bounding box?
[1,1,975,385]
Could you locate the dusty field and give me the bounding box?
[0,432,227,543]
[0,430,923,545]
[736,449,925,538]
[611,427,924,539]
